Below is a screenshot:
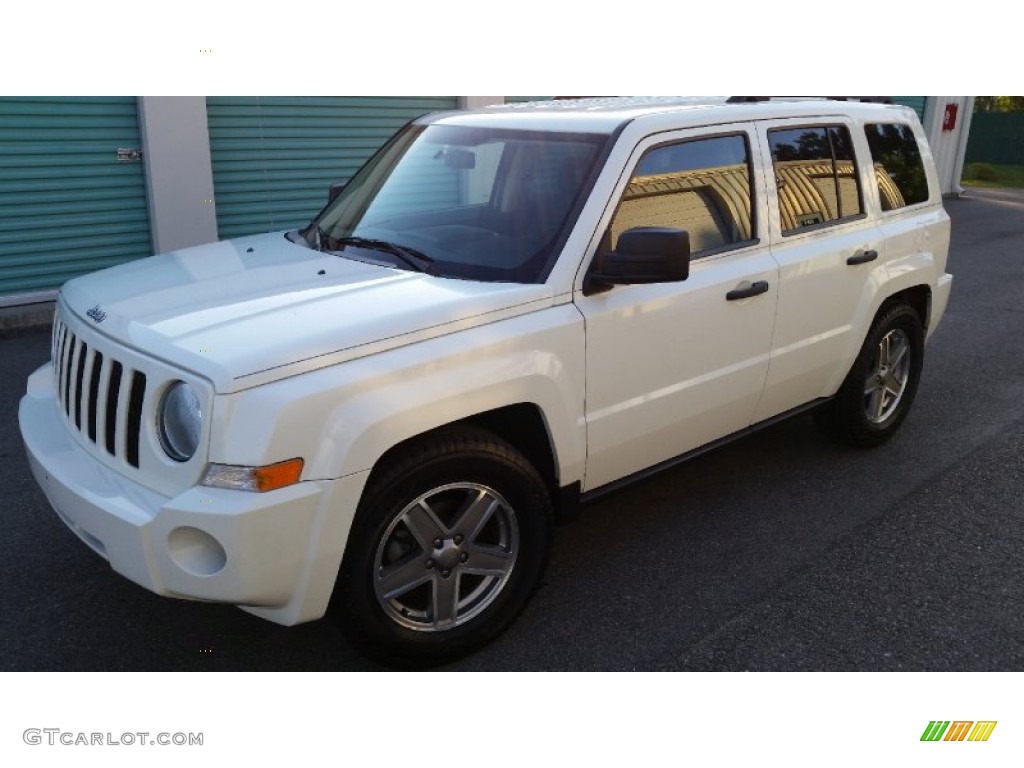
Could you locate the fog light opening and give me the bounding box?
[167,526,227,576]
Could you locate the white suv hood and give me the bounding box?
[60,233,554,392]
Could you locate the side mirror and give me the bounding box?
[327,181,346,204]
[585,227,690,295]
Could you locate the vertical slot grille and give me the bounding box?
[50,318,60,363]
[105,361,123,456]
[87,352,103,442]
[126,371,146,468]
[63,334,77,417]
[51,309,161,474]
[54,323,67,404]
[74,342,88,430]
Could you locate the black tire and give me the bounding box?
[814,302,924,448]
[332,425,553,667]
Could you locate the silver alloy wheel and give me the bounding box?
[373,482,520,632]
[863,328,911,424]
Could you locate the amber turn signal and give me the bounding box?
[201,458,305,493]
[252,458,305,492]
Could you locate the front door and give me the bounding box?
[575,126,778,492]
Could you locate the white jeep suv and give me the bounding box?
[20,97,952,665]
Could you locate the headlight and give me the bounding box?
[158,381,201,462]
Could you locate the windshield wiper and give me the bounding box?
[323,234,436,275]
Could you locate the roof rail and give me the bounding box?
[726,96,893,104]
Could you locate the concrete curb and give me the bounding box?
[0,302,54,338]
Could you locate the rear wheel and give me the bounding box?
[814,302,924,448]
[333,426,553,667]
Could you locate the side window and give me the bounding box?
[768,125,863,233]
[863,123,930,210]
[608,134,755,257]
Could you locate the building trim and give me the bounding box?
[138,97,219,254]
[458,96,505,109]
[0,289,57,309]
[921,96,975,197]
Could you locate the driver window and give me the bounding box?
[608,134,756,257]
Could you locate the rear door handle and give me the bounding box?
[847,249,878,265]
[726,280,770,301]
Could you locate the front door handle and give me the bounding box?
[726,280,770,301]
[847,249,878,265]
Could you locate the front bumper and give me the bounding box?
[19,363,369,626]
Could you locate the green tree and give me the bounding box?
[974,97,1024,112]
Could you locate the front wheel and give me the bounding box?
[332,426,553,667]
[814,302,925,448]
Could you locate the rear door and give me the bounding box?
[752,117,887,421]
[862,119,951,340]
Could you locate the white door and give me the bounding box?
[575,126,778,492]
[751,118,887,422]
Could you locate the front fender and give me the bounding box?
[208,304,587,487]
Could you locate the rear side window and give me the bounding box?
[863,123,930,209]
[608,134,755,257]
[768,125,863,233]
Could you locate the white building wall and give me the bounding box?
[138,97,220,253]
[458,96,505,108]
[921,97,975,196]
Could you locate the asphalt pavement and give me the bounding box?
[2,187,1022,670]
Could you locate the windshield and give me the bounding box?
[305,123,610,283]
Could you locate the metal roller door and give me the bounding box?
[206,96,459,239]
[0,97,152,300]
[893,97,927,121]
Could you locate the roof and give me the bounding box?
[424,97,918,134]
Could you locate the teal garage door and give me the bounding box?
[207,96,458,239]
[0,97,152,299]
[893,97,927,121]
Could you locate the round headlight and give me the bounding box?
[158,381,202,462]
